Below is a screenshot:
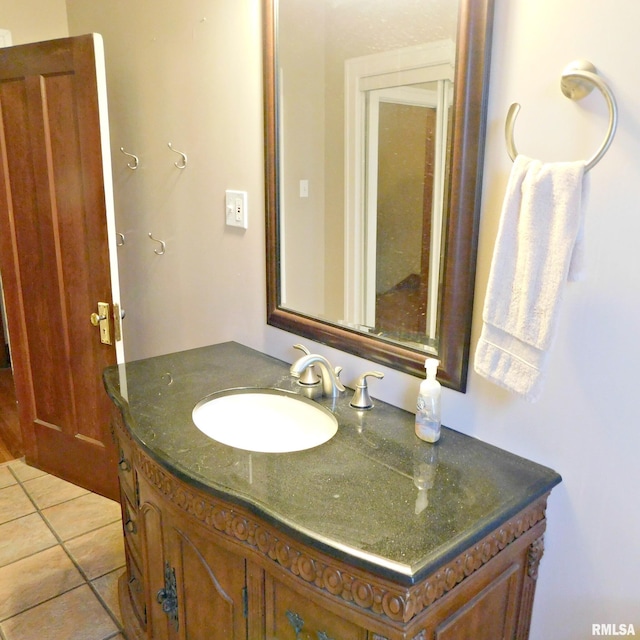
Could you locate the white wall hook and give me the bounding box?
[148,232,166,255]
[167,142,187,169]
[120,147,139,170]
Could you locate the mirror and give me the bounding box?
[264,0,495,391]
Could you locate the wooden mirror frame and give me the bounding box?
[264,0,495,392]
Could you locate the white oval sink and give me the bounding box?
[192,388,338,453]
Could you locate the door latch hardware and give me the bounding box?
[113,302,123,342]
[157,562,179,631]
[90,302,112,345]
[286,609,335,640]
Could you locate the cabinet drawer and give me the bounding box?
[122,492,141,565]
[115,429,136,504]
[125,552,147,629]
[265,575,367,640]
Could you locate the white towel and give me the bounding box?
[474,155,589,402]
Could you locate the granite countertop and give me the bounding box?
[103,341,561,586]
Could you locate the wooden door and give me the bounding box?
[0,34,122,499]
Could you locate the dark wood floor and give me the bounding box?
[0,367,22,463]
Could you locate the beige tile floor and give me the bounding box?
[0,459,125,640]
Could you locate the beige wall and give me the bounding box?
[0,0,68,44]
[67,0,265,361]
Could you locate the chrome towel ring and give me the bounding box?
[506,59,617,171]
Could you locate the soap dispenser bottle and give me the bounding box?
[415,358,441,443]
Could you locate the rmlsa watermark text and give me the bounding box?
[592,624,636,636]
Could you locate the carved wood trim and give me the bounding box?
[527,536,545,580]
[135,448,549,624]
[112,408,134,442]
[516,535,546,639]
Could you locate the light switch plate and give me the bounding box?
[225,190,248,229]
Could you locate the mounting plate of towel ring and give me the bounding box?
[506,59,618,171]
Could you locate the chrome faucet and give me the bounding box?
[290,353,345,398]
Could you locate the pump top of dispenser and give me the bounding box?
[425,358,439,378]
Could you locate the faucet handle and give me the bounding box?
[350,371,384,410]
[293,343,310,355]
[292,344,320,385]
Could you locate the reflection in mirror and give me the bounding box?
[343,41,454,349]
[372,91,448,342]
[264,0,495,391]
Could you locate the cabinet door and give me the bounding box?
[138,479,247,640]
[163,514,248,640]
[265,574,367,640]
[139,481,170,640]
[432,562,521,640]
[138,476,248,640]
[138,477,247,640]
[138,470,247,640]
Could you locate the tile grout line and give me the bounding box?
[3,463,126,637]
[6,465,127,636]
[1,585,98,628]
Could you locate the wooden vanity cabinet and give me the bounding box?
[113,409,551,640]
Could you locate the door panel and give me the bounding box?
[265,574,367,640]
[140,495,167,640]
[138,473,248,640]
[169,526,247,640]
[0,35,120,499]
[434,563,521,640]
